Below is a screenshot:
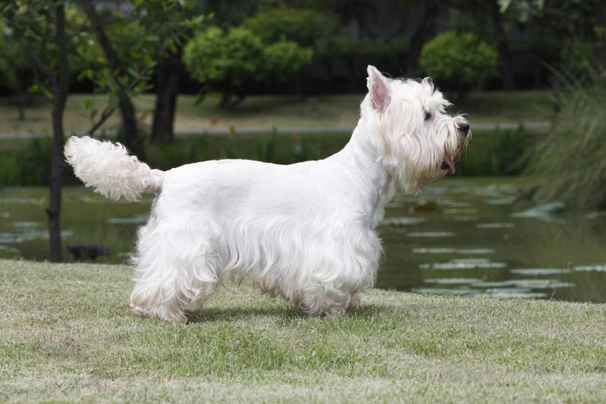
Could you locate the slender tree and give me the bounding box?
[3,1,70,262]
[150,51,182,144]
[406,0,439,77]
[81,0,145,160]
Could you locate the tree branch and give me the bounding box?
[25,46,57,95]
[84,64,154,137]
[81,0,124,76]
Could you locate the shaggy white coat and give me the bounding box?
[64,66,469,323]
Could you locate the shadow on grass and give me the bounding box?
[185,301,416,324]
[186,306,305,324]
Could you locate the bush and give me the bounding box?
[419,32,498,99]
[525,66,606,211]
[183,27,264,108]
[0,137,80,186]
[0,127,533,186]
[183,27,313,107]
[262,41,313,84]
[456,126,530,176]
[242,7,338,47]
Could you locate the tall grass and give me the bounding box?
[525,67,606,210]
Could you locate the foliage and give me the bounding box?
[183,26,264,107]
[242,6,338,47]
[419,31,498,99]
[0,21,30,93]
[525,66,606,211]
[456,125,530,176]
[183,26,313,107]
[1,1,83,97]
[316,36,407,60]
[0,137,78,186]
[262,40,313,83]
[78,0,204,125]
[1,126,532,186]
[1,0,203,128]
[500,0,606,67]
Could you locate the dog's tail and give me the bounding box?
[64,136,164,202]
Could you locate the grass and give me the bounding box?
[525,69,606,210]
[0,90,553,137]
[2,260,605,403]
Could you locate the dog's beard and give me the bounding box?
[390,121,469,193]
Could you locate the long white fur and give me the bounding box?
[64,66,469,323]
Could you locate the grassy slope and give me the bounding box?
[1,260,605,403]
[0,90,553,136]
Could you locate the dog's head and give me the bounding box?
[356,65,470,193]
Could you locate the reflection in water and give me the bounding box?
[378,178,606,303]
[1,178,606,302]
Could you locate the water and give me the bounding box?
[1,178,605,303]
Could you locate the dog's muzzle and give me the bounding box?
[457,122,470,137]
[441,122,470,174]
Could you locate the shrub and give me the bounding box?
[262,40,313,84]
[525,66,606,211]
[242,7,338,47]
[456,126,530,176]
[0,137,80,186]
[419,32,498,99]
[183,26,264,108]
[183,26,313,107]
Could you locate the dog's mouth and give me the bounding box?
[441,156,456,175]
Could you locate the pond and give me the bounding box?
[1,177,605,303]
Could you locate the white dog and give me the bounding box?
[64,66,469,323]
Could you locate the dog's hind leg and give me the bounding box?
[129,217,220,323]
[297,284,355,317]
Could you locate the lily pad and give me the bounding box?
[413,248,456,254]
[424,277,479,285]
[485,197,515,205]
[456,248,495,255]
[472,280,516,288]
[381,217,426,226]
[510,268,569,276]
[574,265,606,273]
[443,208,478,215]
[420,259,507,270]
[408,231,455,238]
[476,222,515,229]
[411,288,481,296]
[512,279,575,289]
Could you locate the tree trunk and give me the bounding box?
[486,0,515,90]
[48,96,66,262]
[406,0,439,77]
[81,0,145,159]
[151,53,181,144]
[48,4,70,263]
[118,93,146,160]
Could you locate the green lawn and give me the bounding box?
[0,90,553,137]
[2,260,605,403]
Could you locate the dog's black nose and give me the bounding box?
[458,123,470,136]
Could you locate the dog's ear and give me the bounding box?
[367,65,391,113]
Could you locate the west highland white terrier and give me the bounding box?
[64,66,470,323]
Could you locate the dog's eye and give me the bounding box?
[424,111,432,121]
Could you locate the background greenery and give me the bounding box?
[0,125,533,187]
